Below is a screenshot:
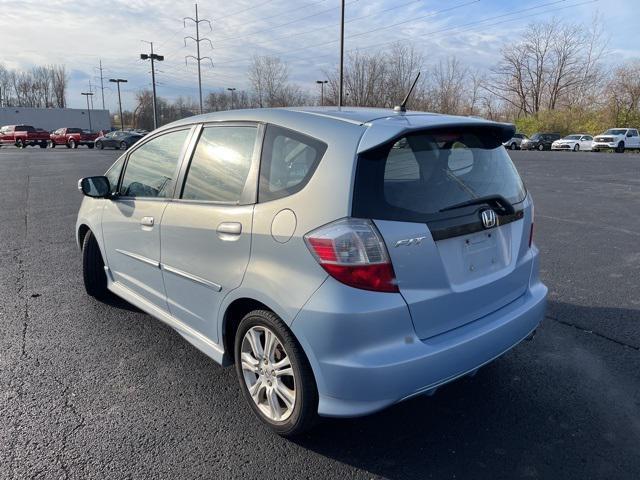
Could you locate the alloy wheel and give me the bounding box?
[240,325,296,422]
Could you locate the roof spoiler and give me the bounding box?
[357,119,516,154]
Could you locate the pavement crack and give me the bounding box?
[546,314,640,351]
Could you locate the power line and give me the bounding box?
[212,0,479,67]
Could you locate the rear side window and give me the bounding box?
[67,128,83,134]
[182,126,258,203]
[259,125,327,202]
[120,129,190,198]
[16,125,35,132]
[353,128,527,223]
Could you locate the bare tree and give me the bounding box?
[486,18,607,116]
[604,60,640,126]
[247,55,304,107]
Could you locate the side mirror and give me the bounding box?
[78,176,111,198]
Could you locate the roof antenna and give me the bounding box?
[394,71,421,113]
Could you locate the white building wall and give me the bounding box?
[0,107,111,132]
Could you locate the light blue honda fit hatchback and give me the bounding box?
[76,107,547,436]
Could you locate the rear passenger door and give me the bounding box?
[628,129,640,148]
[160,123,262,343]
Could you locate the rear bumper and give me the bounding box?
[292,262,547,418]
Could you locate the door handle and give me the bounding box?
[217,222,242,241]
[140,216,155,227]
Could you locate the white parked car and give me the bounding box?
[592,128,640,153]
[551,134,593,152]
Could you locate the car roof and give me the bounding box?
[160,106,515,152]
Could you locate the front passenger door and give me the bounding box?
[101,127,193,310]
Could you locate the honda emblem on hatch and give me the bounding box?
[481,209,497,229]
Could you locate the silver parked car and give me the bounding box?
[503,132,528,150]
[76,107,547,436]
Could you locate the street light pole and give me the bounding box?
[81,92,94,131]
[339,0,345,108]
[315,80,328,106]
[109,78,128,131]
[141,42,164,129]
[227,87,236,110]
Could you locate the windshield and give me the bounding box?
[564,135,581,140]
[353,128,526,223]
[605,129,627,135]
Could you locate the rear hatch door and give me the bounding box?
[353,126,534,339]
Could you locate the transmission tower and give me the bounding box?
[184,3,213,114]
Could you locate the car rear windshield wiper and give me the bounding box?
[439,194,515,215]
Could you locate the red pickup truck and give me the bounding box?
[49,128,98,149]
[0,125,51,148]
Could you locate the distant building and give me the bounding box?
[0,107,111,132]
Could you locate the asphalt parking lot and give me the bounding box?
[1,146,638,479]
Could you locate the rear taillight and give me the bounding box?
[304,218,399,293]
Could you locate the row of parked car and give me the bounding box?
[0,124,147,150]
[503,127,640,153]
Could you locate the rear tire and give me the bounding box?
[82,230,108,300]
[538,144,544,151]
[39,142,47,148]
[87,144,94,149]
[234,310,318,437]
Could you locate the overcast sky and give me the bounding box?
[0,0,636,112]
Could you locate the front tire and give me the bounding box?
[69,139,77,149]
[510,142,517,150]
[15,139,24,148]
[96,141,104,150]
[537,144,544,151]
[573,144,579,152]
[234,310,318,437]
[82,230,108,300]
[119,141,127,150]
[616,141,625,153]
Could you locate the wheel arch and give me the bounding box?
[221,297,274,365]
[77,223,91,250]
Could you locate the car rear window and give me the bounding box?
[352,128,526,223]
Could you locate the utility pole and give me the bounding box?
[81,92,94,131]
[109,78,127,131]
[88,79,94,110]
[96,59,106,110]
[141,41,164,129]
[315,80,328,106]
[227,87,236,109]
[184,4,213,114]
[339,0,345,108]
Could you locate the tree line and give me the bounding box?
[0,64,68,108]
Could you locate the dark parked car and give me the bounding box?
[520,133,561,151]
[94,131,143,150]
